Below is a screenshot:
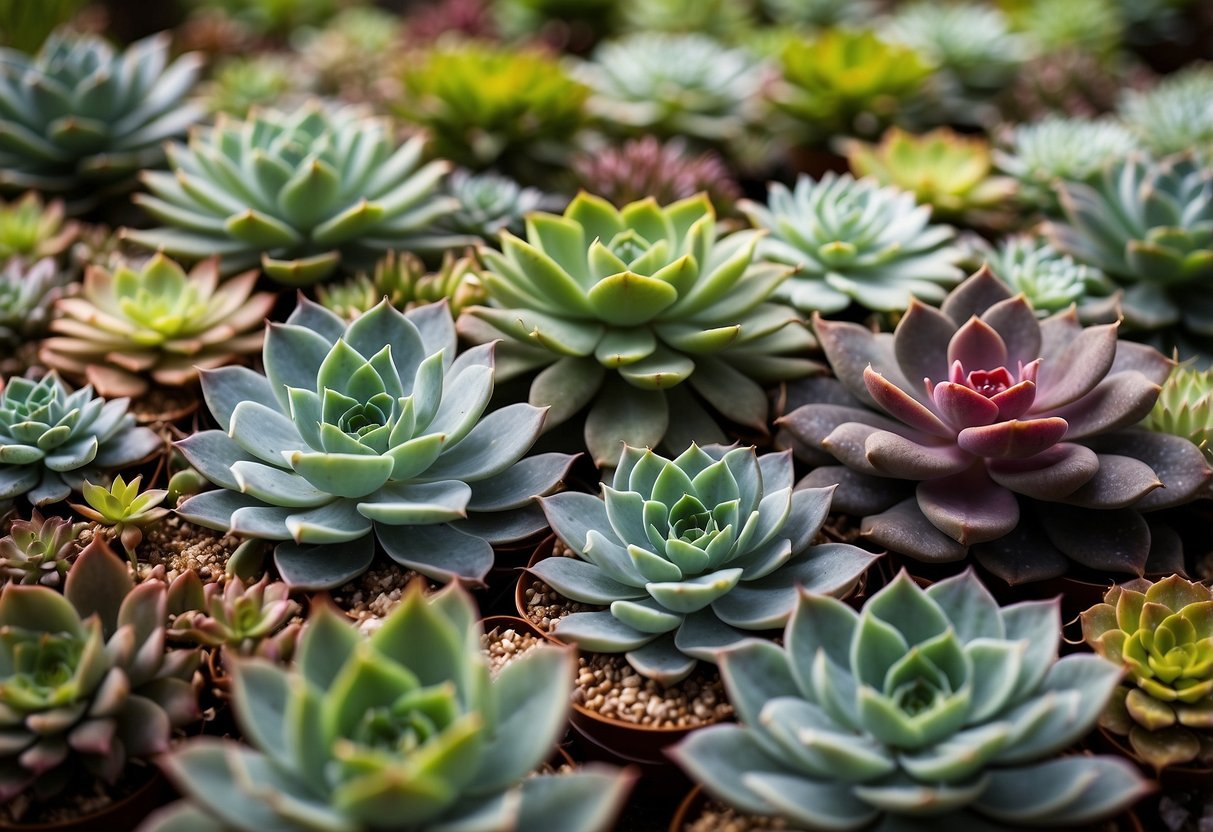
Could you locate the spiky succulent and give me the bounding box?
[843,128,1017,227]
[439,170,548,242]
[1119,64,1213,161]
[167,572,300,658]
[1142,364,1213,460]
[780,267,1210,583]
[578,33,766,146]
[1050,154,1213,361]
[0,257,73,349]
[1082,576,1213,770]
[0,373,160,505]
[573,137,740,212]
[974,236,1113,316]
[0,193,78,265]
[175,297,572,590]
[125,103,465,286]
[143,580,632,832]
[672,570,1151,830]
[0,538,198,808]
[741,173,964,315]
[316,250,487,320]
[393,43,589,186]
[0,31,202,211]
[534,444,877,684]
[0,510,83,586]
[458,192,820,467]
[71,474,169,559]
[771,29,934,142]
[39,255,274,399]
[993,116,1139,212]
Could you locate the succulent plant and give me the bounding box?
[740,173,965,315]
[1049,154,1213,361]
[771,29,934,143]
[973,235,1113,316]
[577,33,766,147]
[1007,0,1124,57]
[1142,364,1213,460]
[993,116,1139,212]
[439,170,548,242]
[0,257,74,350]
[0,193,78,265]
[762,0,874,27]
[458,192,820,467]
[71,474,169,560]
[572,137,741,212]
[167,572,300,659]
[672,570,1152,830]
[0,373,160,505]
[142,580,632,832]
[0,537,198,808]
[124,103,465,286]
[393,43,589,186]
[618,0,755,39]
[175,297,572,590]
[842,127,1017,227]
[294,6,401,98]
[535,444,877,684]
[1082,575,1213,770]
[185,0,344,37]
[780,267,1210,583]
[315,250,487,320]
[0,510,84,586]
[203,54,306,117]
[0,31,203,211]
[39,255,275,399]
[1119,64,1213,161]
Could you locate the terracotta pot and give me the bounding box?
[0,768,171,832]
[514,535,557,621]
[1095,725,1213,792]
[480,614,555,646]
[669,785,1146,832]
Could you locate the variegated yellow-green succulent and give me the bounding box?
[1141,364,1213,459]
[0,193,78,265]
[71,474,169,560]
[315,250,487,320]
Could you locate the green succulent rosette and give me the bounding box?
[1142,364,1213,460]
[176,297,572,590]
[1082,576,1213,771]
[458,192,820,467]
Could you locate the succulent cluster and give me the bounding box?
[974,235,1113,316]
[781,268,1210,583]
[1083,576,1213,770]
[316,250,487,320]
[1142,363,1213,458]
[125,104,465,286]
[0,510,83,586]
[167,572,299,660]
[459,192,819,466]
[177,297,571,589]
[675,571,1151,828]
[572,137,741,211]
[40,255,274,398]
[536,444,877,683]
[144,581,631,832]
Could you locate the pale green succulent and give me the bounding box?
[457,192,820,467]
[0,193,78,264]
[1141,364,1213,459]
[977,235,1113,316]
[440,170,548,242]
[143,580,632,832]
[535,444,877,684]
[71,474,169,560]
[673,570,1152,830]
[741,173,965,314]
[0,31,203,211]
[175,297,572,590]
[1119,64,1213,161]
[125,103,466,286]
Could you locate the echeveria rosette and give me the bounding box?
[175,297,573,591]
[671,570,1152,831]
[741,173,965,316]
[1082,576,1213,771]
[0,373,161,506]
[534,444,878,684]
[458,192,820,468]
[781,267,1211,584]
[142,581,633,832]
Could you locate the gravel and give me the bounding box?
[129,516,239,583]
[331,558,420,632]
[684,801,788,832]
[481,622,544,675]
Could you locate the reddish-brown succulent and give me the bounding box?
[781,267,1212,583]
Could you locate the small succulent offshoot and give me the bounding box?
[0,193,79,264]
[71,474,169,561]
[1142,363,1213,460]
[316,250,487,320]
[0,510,84,586]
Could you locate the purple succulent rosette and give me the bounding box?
[781,267,1213,583]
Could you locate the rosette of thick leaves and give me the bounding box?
[781,267,1211,583]
[1082,576,1213,770]
[124,103,468,286]
[142,581,632,832]
[0,373,160,505]
[534,444,877,684]
[742,173,965,315]
[458,192,820,467]
[175,297,572,590]
[672,570,1151,831]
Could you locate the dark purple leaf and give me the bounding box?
[814,315,915,405]
[1042,372,1161,440]
[972,520,1070,585]
[940,265,1013,324]
[860,497,969,562]
[1038,307,1083,361]
[821,423,886,474]
[893,299,954,395]
[1036,503,1150,575]
[947,317,1008,371]
[1144,520,1185,577]
[779,403,905,449]
[798,467,908,517]
[865,431,974,480]
[987,442,1099,500]
[1032,323,1117,411]
[1082,430,1213,510]
[1110,341,1173,385]
[1062,453,1163,509]
[981,295,1042,368]
[916,466,1020,545]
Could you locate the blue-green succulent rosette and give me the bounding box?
[175,297,574,590]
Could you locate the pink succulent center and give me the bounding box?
[964,368,1013,398]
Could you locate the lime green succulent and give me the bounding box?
[316,250,487,320]
[458,192,820,466]
[1082,576,1213,770]
[71,474,169,560]
[1006,0,1124,57]
[1142,364,1213,459]
[0,193,78,265]
[619,0,755,38]
[1119,64,1213,161]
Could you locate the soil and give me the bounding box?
[520,539,603,632]
[330,557,420,632]
[480,621,544,675]
[107,516,237,583]
[0,760,154,826]
[131,385,200,425]
[683,801,788,832]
